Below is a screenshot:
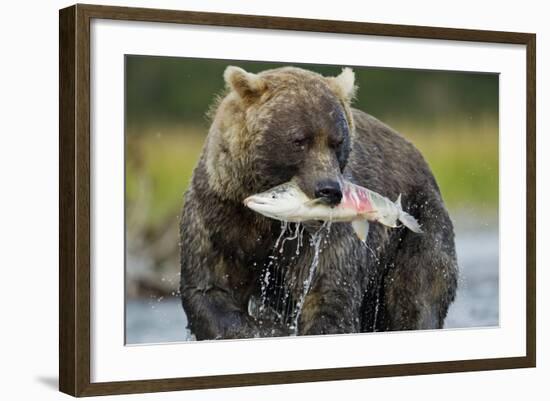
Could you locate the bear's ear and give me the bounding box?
[326,67,357,102]
[224,66,267,101]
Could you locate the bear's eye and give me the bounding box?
[330,137,344,149]
[292,137,309,150]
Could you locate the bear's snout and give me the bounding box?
[314,179,343,206]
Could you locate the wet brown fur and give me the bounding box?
[180,66,458,339]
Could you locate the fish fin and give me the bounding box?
[395,194,402,208]
[395,194,422,233]
[351,219,370,242]
[399,211,423,233]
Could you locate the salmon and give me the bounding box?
[244,180,422,242]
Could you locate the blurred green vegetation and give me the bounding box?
[396,117,498,213]
[125,56,498,229]
[127,56,498,131]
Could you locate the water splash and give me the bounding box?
[256,220,335,334]
[296,224,305,255]
[290,221,331,334]
[279,222,302,253]
[372,293,381,331]
[274,221,288,250]
[259,256,276,313]
[259,221,291,316]
[361,240,379,263]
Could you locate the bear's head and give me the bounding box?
[205,66,357,206]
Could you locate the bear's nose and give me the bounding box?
[314,179,343,206]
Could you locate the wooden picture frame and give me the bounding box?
[59,3,536,397]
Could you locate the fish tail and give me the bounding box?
[395,195,423,233]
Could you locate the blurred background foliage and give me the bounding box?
[125,55,498,298]
[127,56,498,129]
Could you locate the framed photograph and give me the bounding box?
[59,4,536,397]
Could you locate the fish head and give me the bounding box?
[243,182,309,221]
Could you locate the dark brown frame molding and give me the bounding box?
[59,3,536,397]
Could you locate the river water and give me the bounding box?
[126,228,499,344]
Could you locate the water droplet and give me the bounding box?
[291,221,330,334]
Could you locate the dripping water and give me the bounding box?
[290,221,331,334]
[256,219,334,335]
[273,223,305,318]
[258,221,288,314]
[274,221,288,250]
[257,220,301,323]
[279,222,302,253]
[296,224,305,255]
[361,240,379,263]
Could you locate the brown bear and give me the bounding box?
[179,66,458,340]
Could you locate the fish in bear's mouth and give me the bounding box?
[244,179,423,242]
